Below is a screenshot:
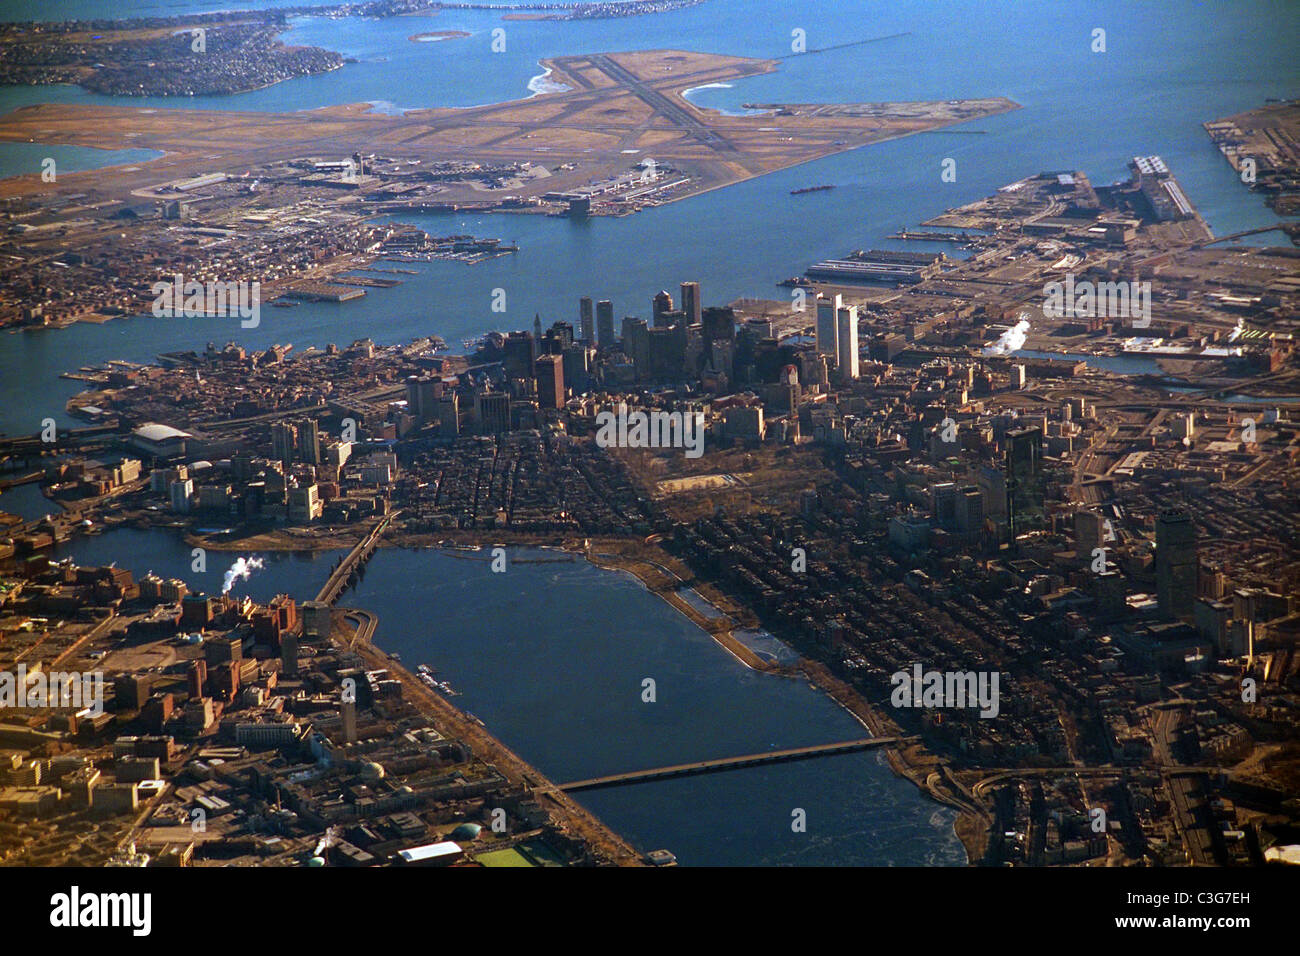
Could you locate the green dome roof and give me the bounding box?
[450,823,482,841]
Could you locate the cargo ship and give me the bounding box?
[791,184,835,195]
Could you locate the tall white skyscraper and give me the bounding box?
[837,304,859,381]
[816,293,841,365]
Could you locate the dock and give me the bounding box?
[281,282,367,303]
[890,229,980,243]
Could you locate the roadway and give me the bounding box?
[1144,702,1217,864]
[343,608,378,650]
[314,511,397,605]
[587,54,737,153]
[559,736,914,792]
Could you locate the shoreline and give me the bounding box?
[327,604,646,866]
[182,522,987,864]
[580,541,984,865]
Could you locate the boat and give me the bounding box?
[791,184,835,195]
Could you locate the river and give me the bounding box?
[54,527,966,865]
[3,0,1297,864]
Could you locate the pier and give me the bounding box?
[559,736,914,792]
[0,470,42,491]
[0,424,118,460]
[1198,224,1292,246]
[890,229,980,243]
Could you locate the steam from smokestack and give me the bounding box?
[984,317,1031,355]
[222,556,265,594]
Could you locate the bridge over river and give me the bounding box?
[559,736,915,792]
[315,511,397,605]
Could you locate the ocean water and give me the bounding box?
[0,0,1294,438]
[0,480,60,520]
[0,141,162,180]
[2,0,1297,863]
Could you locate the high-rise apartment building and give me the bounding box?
[271,421,297,467]
[297,418,320,466]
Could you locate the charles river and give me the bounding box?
[1,0,1296,864]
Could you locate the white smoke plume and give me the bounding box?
[222,556,265,594]
[984,317,1031,355]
